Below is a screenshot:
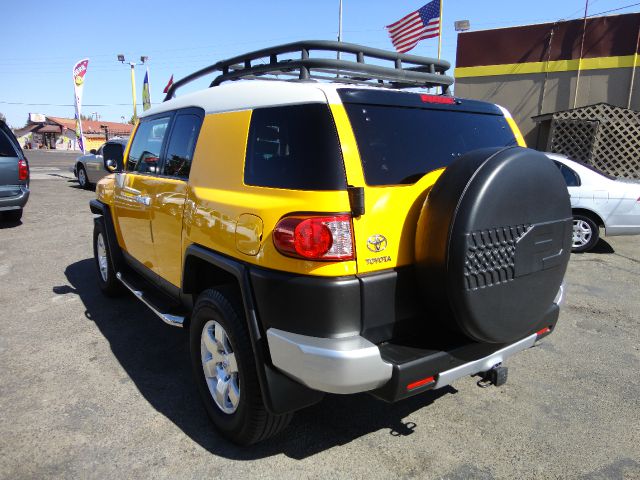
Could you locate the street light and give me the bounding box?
[117,54,148,121]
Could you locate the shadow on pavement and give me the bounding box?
[59,258,456,460]
[589,238,615,254]
[0,217,23,229]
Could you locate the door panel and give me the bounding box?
[113,173,159,269]
[114,115,171,270]
[150,178,188,285]
[149,111,203,286]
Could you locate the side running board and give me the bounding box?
[116,272,185,328]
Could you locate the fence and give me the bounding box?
[548,103,640,179]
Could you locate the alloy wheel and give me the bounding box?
[200,320,240,414]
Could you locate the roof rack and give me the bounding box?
[163,40,454,101]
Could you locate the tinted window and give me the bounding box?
[245,104,346,190]
[0,130,18,157]
[126,117,170,173]
[163,114,202,178]
[344,105,517,186]
[553,161,581,187]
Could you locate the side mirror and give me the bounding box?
[89,149,97,155]
[103,143,124,173]
[105,158,118,172]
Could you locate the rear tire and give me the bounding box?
[93,220,123,296]
[2,208,22,222]
[571,214,599,253]
[190,287,292,445]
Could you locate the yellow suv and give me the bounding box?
[90,41,572,445]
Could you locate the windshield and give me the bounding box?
[344,104,517,186]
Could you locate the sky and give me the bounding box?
[1,0,638,128]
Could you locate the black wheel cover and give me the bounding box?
[415,147,572,344]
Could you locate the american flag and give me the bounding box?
[386,0,441,54]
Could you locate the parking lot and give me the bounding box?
[1,150,638,479]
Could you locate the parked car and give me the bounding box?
[90,41,571,445]
[546,153,640,252]
[0,120,29,222]
[73,138,127,189]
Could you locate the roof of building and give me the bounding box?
[47,116,134,134]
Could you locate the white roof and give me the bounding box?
[141,80,401,118]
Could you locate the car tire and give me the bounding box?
[2,208,23,222]
[190,287,292,445]
[93,219,123,296]
[77,165,91,190]
[571,214,599,253]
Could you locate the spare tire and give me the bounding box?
[415,147,572,344]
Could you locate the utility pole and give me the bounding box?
[573,0,589,109]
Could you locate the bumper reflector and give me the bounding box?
[536,327,551,336]
[407,376,436,391]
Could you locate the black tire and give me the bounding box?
[2,208,22,222]
[77,164,91,190]
[571,214,600,253]
[93,219,123,297]
[190,287,292,445]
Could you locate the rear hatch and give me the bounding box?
[0,122,28,194]
[333,89,522,274]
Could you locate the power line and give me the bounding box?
[588,1,640,16]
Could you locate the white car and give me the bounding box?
[546,153,640,252]
[72,138,127,189]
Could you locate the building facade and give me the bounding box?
[454,13,640,149]
[15,115,134,152]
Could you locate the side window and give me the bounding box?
[163,114,202,178]
[245,104,346,190]
[126,117,170,173]
[0,129,18,157]
[96,144,104,156]
[553,161,581,187]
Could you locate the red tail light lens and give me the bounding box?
[273,214,354,261]
[18,159,29,181]
[420,94,456,104]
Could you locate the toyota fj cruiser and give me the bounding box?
[90,41,572,445]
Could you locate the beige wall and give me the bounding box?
[455,67,639,148]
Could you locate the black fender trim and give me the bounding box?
[89,199,124,273]
[184,244,324,414]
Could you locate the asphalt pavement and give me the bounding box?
[0,150,638,479]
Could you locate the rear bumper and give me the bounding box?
[266,282,564,399]
[267,328,540,396]
[0,186,29,211]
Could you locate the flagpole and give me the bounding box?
[337,0,343,60]
[437,0,443,59]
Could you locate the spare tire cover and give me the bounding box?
[415,147,572,344]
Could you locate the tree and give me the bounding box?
[129,114,138,125]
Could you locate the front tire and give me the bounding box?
[77,165,90,190]
[190,288,292,445]
[572,214,599,253]
[93,220,123,296]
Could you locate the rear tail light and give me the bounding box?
[273,214,354,261]
[18,159,29,181]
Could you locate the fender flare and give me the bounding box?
[183,244,324,415]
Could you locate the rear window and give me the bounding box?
[344,104,517,186]
[0,129,18,157]
[244,104,346,190]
